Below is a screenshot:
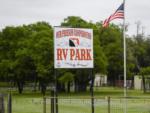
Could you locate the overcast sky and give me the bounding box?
[0,0,150,36]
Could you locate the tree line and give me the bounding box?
[0,16,150,94]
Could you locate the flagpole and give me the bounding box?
[123,0,127,113]
[102,2,127,112]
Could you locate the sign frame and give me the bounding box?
[54,27,94,69]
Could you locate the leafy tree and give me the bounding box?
[59,72,74,92]
[61,16,107,91]
[0,26,35,93]
[24,22,54,95]
[99,25,123,86]
[0,22,54,94]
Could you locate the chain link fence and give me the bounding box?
[1,94,150,113]
[44,97,150,113]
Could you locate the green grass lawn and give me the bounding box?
[1,87,150,113]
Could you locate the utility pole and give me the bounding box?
[141,26,145,37]
[135,21,141,38]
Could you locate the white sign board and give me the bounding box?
[54,27,93,68]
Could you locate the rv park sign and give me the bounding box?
[54,27,93,68]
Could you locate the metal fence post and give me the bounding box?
[7,93,12,113]
[54,69,58,113]
[108,96,110,113]
[43,97,46,113]
[90,69,94,113]
[0,94,5,113]
[51,90,54,113]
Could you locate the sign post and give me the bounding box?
[90,69,94,113]
[54,27,94,113]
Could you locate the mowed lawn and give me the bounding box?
[1,87,150,113]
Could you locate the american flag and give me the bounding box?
[103,3,124,27]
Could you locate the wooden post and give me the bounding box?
[108,97,110,113]
[0,94,5,113]
[43,97,46,113]
[7,93,12,113]
[51,91,54,113]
